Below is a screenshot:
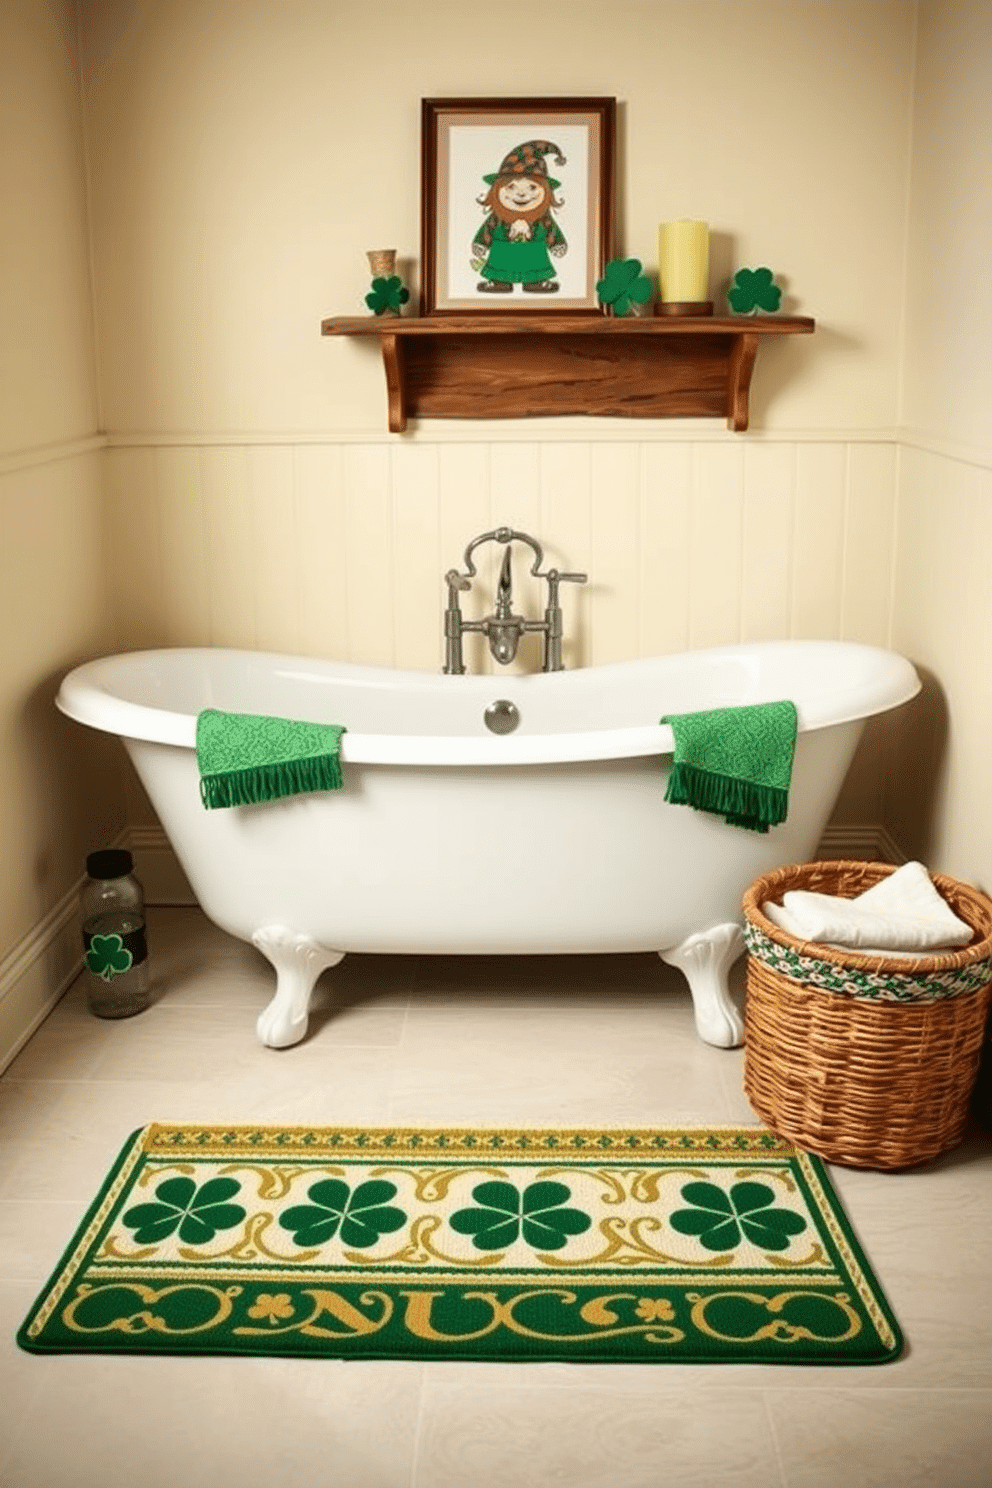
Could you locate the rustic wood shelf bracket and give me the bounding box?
[726,331,759,433]
[321,314,814,433]
[378,332,406,433]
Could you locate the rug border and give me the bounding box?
[16,1124,905,1364]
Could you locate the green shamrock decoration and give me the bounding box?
[596,258,653,316]
[727,267,782,315]
[365,276,410,316]
[85,932,133,982]
[669,1180,807,1252]
[450,1179,592,1252]
[122,1176,247,1245]
[279,1178,407,1248]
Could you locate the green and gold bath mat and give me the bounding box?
[17,1125,902,1363]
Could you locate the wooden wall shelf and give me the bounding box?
[320,313,815,434]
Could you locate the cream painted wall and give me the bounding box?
[75,0,921,842]
[0,0,99,453]
[889,0,992,890]
[0,0,124,1055]
[902,0,992,451]
[81,0,916,437]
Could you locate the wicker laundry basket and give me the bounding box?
[742,860,992,1170]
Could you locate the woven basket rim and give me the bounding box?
[742,859,992,975]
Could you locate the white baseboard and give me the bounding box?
[129,826,197,905]
[0,826,182,1076]
[0,879,86,1074]
[816,823,906,865]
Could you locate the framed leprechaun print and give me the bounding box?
[421,98,616,315]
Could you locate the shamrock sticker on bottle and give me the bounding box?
[85,932,134,982]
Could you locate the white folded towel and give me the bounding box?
[762,860,974,956]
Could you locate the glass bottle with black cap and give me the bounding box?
[80,849,150,1017]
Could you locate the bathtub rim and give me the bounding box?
[55,642,921,769]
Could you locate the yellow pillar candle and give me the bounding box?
[658,220,710,303]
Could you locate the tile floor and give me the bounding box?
[1,906,991,1488]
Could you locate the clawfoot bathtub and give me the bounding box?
[57,641,919,1049]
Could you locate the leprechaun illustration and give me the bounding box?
[471,139,568,293]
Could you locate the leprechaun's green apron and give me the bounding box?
[482,224,554,284]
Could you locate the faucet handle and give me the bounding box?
[545,568,588,594]
[445,568,471,593]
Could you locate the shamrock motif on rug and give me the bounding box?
[669,1180,807,1252]
[450,1180,592,1252]
[122,1176,246,1245]
[279,1178,407,1248]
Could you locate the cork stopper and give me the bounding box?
[366,249,397,277]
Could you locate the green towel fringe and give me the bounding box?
[665,763,788,834]
[661,699,797,834]
[200,752,343,810]
[196,709,346,810]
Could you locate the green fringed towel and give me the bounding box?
[196,709,346,809]
[660,700,798,833]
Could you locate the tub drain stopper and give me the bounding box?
[484,700,520,735]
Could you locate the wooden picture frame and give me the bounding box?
[420,97,616,316]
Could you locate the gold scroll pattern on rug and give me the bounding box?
[57,1279,864,1348]
[18,1127,902,1363]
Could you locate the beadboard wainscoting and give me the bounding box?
[887,438,992,885]
[0,440,128,1070]
[104,434,899,678]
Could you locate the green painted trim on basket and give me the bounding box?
[17,1125,902,1365]
[743,921,992,1003]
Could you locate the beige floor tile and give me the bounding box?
[0,1067,390,1207]
[414,1382,785,1488]
[51,1053,398,1129]
[0,1120,135,1205]
[3,906,992,1487]
[83,1002,407,1085]
[0,1075,77,1142]
[4,1352,425,1488]
[410,951,684,1006]
[0,1283,47,1476]
[767,1387,992,1488]
[3,1011,113,1081]
[147,909,419,1012]
[0,1198,95,1284]
[388,998,735,1125]
[325,952,420,1004]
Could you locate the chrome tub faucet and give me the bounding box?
[443,527,587,674]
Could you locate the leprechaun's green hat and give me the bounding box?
[483,139,567,190]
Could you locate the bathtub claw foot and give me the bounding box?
[659,923,746,1048]
[251,926,345,1048]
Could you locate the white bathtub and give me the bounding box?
[57,641,919,1051]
